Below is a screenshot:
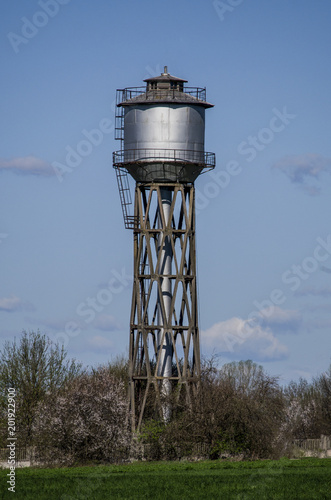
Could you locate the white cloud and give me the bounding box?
[0,155,56,177]
[202,313,289,361]
[273,153,331,195]
[0,295,34,312]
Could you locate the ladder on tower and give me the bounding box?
[115,104,124,141]
[114,90,137,230]
[114,166,137,229]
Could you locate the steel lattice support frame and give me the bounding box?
[129,182,201,432]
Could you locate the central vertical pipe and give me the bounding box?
[157,187,173,420]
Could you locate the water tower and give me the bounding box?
[113,67,215,431]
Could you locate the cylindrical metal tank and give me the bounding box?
[124,105,205,153]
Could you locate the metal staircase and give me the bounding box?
[114,166,137,229]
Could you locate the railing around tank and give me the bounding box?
[113,149,215,168]
[116,86,207,104]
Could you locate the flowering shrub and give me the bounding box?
[33,367,131,465]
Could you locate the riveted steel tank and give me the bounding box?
[114,67,214,183]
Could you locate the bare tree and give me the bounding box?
[313,364,331,436]
[204,360,285,458]
[0,330,82,446]
[282,378,319,440]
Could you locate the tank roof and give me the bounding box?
[117,66,213,108]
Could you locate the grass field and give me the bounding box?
[1,458,331,499]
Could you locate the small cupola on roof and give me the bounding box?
[144,66,187,92]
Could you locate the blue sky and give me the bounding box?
[1,0,331,385]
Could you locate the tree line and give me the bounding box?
[0,331,330,465]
